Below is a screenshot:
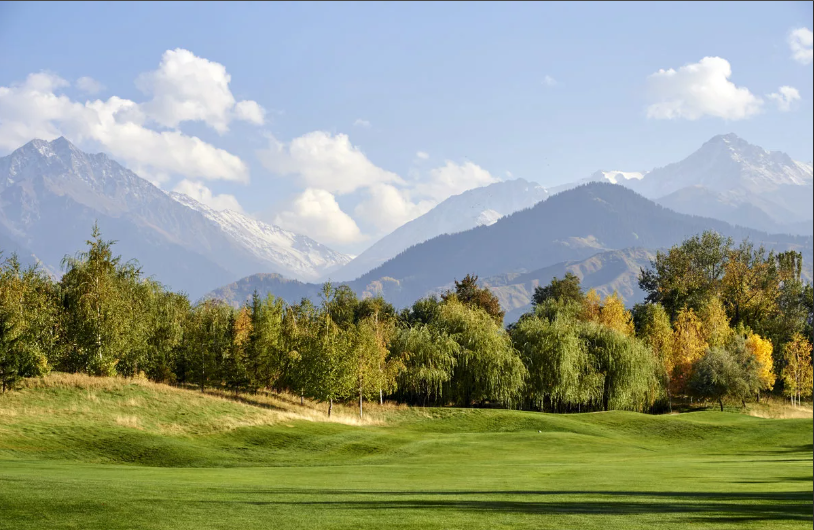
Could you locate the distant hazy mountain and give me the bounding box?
[547,169,647,195]
[169,192,350,281]
[331,178,549,281]
[478,248,657,324]
[0,138,350,298]
[206,183,813,314]
[548,134,812,235]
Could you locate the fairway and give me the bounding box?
[0,375,811,529]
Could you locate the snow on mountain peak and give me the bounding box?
[168,191,351,281]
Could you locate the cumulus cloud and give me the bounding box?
[542,75,557,87]
[646,56,763,120]
[257,131,403,195]
[0,57,251,184]
[353,118,371,128]
[767,86,801,112]
[76,76,105,95]
[354,183,435,234]
[415,150,429,160]
[788,27,813,65]
[136,48,265,133]
[173,179,244,212]
[274,188,365,244]
[415,160,500,202]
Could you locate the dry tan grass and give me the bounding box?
[9,373,395,432]
[745,397,813,419]
[114,415,142,429]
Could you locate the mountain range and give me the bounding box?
[330,178,549,281]
[0,133,811,309]
[0,138,350,298]
[206,183,813,321]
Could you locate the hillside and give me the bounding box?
[331,179,549,281]
[205,183,813,312]
[0,373,810,529]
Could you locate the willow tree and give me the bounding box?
[392,324,458,406]
[511,315,599,411]
[580,323,656,411]
[437,299,526,407]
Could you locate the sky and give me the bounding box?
[0,1,812,255]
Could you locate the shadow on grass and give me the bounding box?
[197,489,813,523]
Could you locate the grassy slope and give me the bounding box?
[0,374,811,530]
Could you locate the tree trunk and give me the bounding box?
[300,392,304,406]
[719,398,724,412]
[379,388,383,405]
[328,398,333,417]
[359,389,363,418]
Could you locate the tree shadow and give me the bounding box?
[195,489,813,522]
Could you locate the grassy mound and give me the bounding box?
[0,374,811,529]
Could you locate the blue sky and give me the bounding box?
[0,1,812,254]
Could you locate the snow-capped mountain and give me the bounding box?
[547,169,647,195]
[547,134,812,235]
[634,134,813,233]
[0,138,350,298]
[330,178,549,281]
[169,192,350,281]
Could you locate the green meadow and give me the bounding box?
[0,374,811,530]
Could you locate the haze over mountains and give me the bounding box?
[331,178,549,281]
[0,133,811,312]
[0,138,350,298]
[208,182,813,321]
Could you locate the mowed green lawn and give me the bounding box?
[0,375,811,529]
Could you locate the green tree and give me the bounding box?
[639,231,732,318]
[442,274,505,324]
[59,223,144,376]
[393,325,458,406]
[532,272,584,307]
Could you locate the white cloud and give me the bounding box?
[415,150,429,160]
[646,56,763,120]
[788,27,813,65]
[543,75,557,87]
[767,86,801,112]
[76,76,105,95]
[0,68,250,184]
[353,118,371,128]
[274,188,365,244]
[136,48,265,133]
[257,131,403,195]
[354,183,434,234]
[415,160,500,202]
[173,179,244,212]
[234,100,266,125]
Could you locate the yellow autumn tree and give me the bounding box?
[698,296,732,349]
[598,292,635,336]
[638,303,674,409]
[582,288,601,323]
[671,307,706,396]
[782,333,813,406]
[744,332,775,395]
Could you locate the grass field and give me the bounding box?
[0,374,811,529]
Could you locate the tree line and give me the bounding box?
[0,225,811,415]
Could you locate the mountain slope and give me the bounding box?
[330,178,549,281]
[206,183,813,313]
[632,134,813,232]
[169,192,350,281]
[0,138,349,298]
